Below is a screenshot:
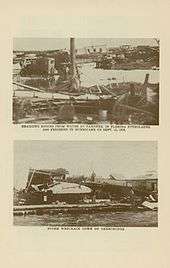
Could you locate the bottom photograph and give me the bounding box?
[13,141,158,227]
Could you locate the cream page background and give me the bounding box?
[0,1,170,268]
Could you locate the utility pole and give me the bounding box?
[70,37,76,78]
[70,37,80,92]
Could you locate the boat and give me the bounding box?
[21,168,93,205]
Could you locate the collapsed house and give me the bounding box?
[12,38,159,125]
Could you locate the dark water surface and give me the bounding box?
[14,211,158,227]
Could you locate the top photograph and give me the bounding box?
[13,38,159,125]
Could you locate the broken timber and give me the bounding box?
[13,82,45,93]
[13,203,133,216]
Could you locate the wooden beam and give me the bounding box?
[13,82,45,93]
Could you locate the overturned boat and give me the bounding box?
[20,168,92,205]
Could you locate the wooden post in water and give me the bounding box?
[143,73,150,103]
[144,73,149,85]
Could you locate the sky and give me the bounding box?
[13,38,157,51]
[14,141,157,189]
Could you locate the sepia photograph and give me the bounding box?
[13,141,158,227]
[13,38,159,125]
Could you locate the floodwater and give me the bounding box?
[13,63,159,98]
[79,63,159,87]
[13,211,158,227]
